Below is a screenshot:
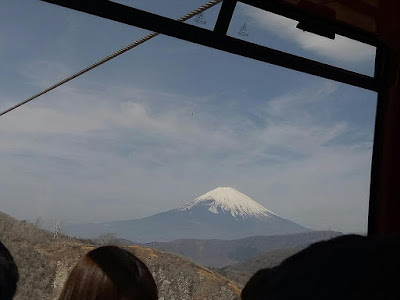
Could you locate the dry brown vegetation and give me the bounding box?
[0,211,241,300]
[0,212,89,299]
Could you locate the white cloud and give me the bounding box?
[0,68,374,233]
[22,60,75,89]
[239,4,376,63]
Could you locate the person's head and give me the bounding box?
[59,246,158,300]
[0,241,19,300]
[242,234,400,300]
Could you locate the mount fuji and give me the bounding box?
[66,187,309,243]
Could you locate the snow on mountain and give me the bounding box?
[65,187,309,242]
[179,187,276,219]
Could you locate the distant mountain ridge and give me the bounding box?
[66,187,309,243]
[216,248,302,286]
[150,231,342,267]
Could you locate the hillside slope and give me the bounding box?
[0,211,240,300]
[151,230,342,267]
[216,248,301,286]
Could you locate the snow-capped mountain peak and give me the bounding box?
[178,187,276,219]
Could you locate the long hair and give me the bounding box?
[59,246,158,300]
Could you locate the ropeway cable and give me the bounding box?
[0,0,222,117]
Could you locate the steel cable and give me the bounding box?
[0,0,222,117]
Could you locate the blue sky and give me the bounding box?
[0,0,377,233]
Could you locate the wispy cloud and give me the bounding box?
[0,80,353,167]
[21,60,75,89]
[0,0,376,236]
[239,4,375,63]
[0,58,374,233]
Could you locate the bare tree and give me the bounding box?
[95,232,119,245]
[52,219,64,239]
[33,217,42,230]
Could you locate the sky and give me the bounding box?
[0,0,377,233]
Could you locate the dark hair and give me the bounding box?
[242,234,400,300]
[59,246,158,300]
[0,241,19,300]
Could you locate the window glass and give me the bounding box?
[0,1,377,297]
[228,3,376,76]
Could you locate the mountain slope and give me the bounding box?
[0,211,240,300]
[66,187,308,243]
[151,230,342,267]
[179,187,276,219]
[216,248,302,286]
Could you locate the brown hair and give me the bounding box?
[59,246,158,300]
